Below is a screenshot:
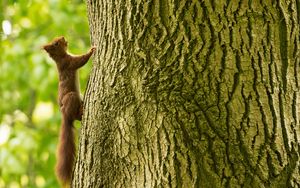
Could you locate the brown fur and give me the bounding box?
[43,36,95,186]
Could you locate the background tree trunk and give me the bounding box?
[73,0,300,187]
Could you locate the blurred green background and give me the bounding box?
[0,0,92,187]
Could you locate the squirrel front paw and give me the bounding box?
[90,46,96,53]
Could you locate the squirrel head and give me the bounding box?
[42,36,68,56]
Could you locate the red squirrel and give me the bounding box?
[42,36,95,185]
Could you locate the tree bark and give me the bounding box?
[73,0,300,187]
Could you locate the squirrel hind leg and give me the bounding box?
[78,104,83,121]
[61,92,83,121]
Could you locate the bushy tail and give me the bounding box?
[56,116,75,186]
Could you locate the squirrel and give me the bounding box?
[42,36,95,186]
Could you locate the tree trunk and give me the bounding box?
[72,0,300,187]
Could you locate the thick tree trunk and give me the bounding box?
[73,0,300,187]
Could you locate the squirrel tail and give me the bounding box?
[56,116,75,186]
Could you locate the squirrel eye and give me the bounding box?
[54,42,59,46]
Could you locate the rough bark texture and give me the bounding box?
[73,0,300,187]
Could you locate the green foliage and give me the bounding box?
[0,0,91,187]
